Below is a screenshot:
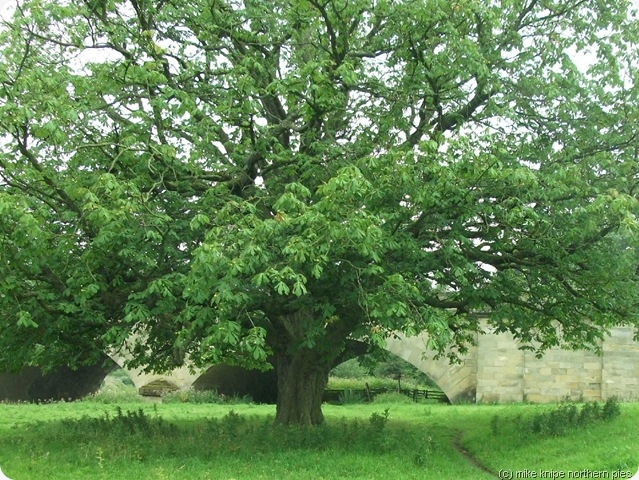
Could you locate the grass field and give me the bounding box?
[0,395,637,480]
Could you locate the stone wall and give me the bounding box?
[475,326,639,403]
[475,330,525,403]
[601,327,639,401]
[387,325,639,404]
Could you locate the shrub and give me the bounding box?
[62,407,177,437]
[330,359,370,379]
[369,408,390,433]
[108,368,135,386]
[85,369,139,403]
[161,389,253,404]
[578,401,601,425]
[602,396,621,420]
[526,398,622,437]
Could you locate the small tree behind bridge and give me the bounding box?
[1,0,639,425]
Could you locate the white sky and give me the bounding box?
[0,0,13,12]
[0,0,12,19]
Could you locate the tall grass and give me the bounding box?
[0,400,636,480]
[327,375,432,391]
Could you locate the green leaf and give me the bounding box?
[275,281,290,296]
[17,311,38,329]
[292,280,307,297]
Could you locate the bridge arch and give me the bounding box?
[0,335,477,403]
[0,353,118,402]
[107,349,203,395]
[177,334,478,404]
[384,333,477,404]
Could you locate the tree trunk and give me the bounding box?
[274,350,331,426]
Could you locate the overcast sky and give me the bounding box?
[0,0,12,18]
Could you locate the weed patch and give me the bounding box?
[490,397,622,438]
[338,389,364,405]
[161,389,253,404]
[368,407,390,433]
[61,406,177,437]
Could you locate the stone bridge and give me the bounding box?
[386,325,639,403]
[1,325,638,404]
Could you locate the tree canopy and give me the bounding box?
[1,0,639,424]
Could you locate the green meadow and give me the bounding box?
[0,395,637,480]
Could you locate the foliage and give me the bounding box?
[108,368,135,387]
[84,388,140,405]
[1,0,639,424]
[161,388,253,405]
[83,368,139,403]
[602,395,623,420]
[490,397,622,438]
[330,358,371,379]
[337,388,364,405]
[371,354,439,388]
[61,406,177,437]
[206,409,246,438]
[328,375,431,390]
[330,354,439,389]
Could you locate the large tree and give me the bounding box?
[1,0,639,425]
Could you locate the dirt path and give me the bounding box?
[453,430,499,478]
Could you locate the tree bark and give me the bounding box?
[273,350,331,426]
